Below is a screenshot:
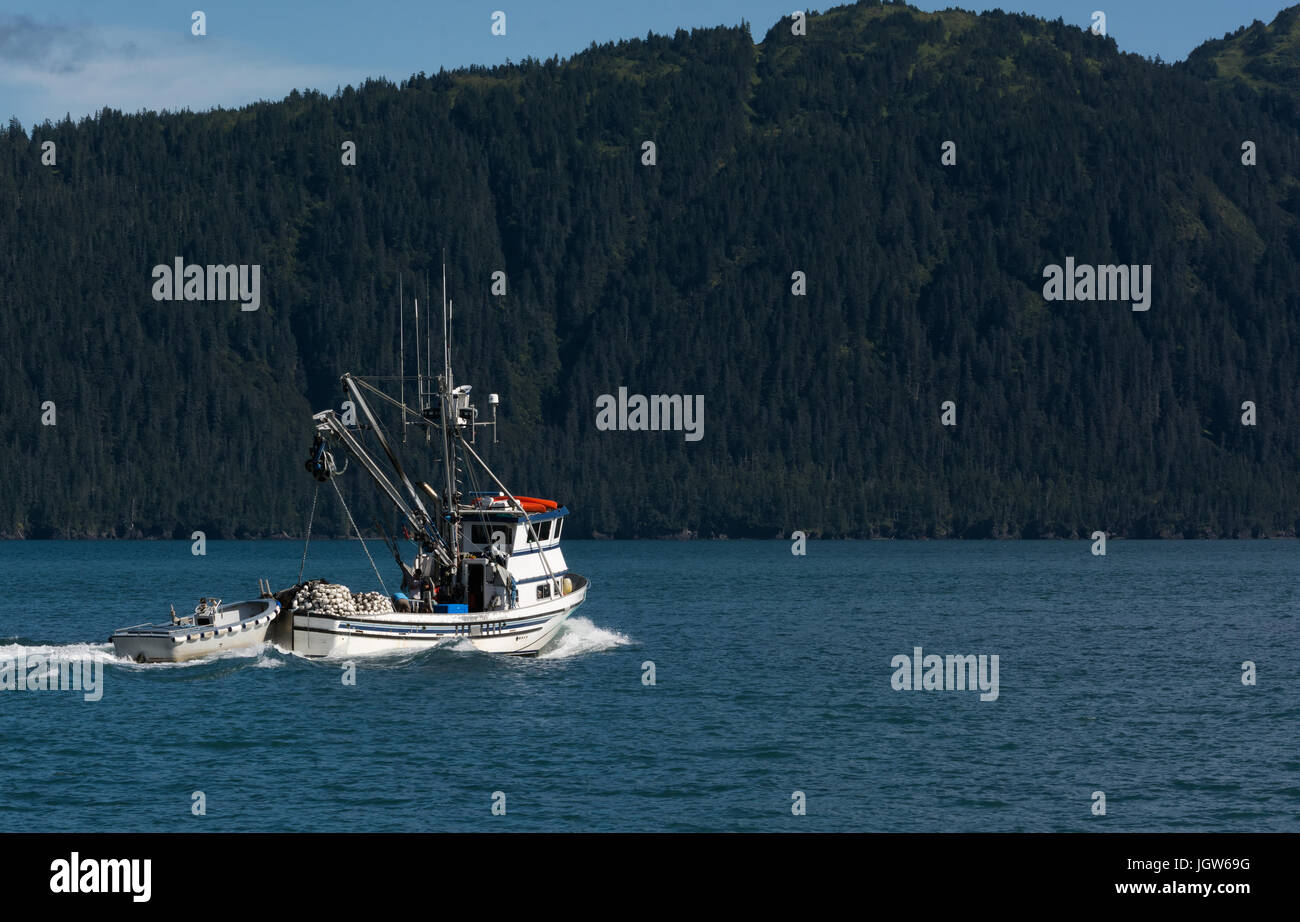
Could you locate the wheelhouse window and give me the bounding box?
[469,522,511,553]
[536,583,552,600]
[525,520,555,543]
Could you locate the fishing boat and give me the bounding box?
[110,597,280,663]
[267,267,589,657]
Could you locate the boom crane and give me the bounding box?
[305,380,455,574]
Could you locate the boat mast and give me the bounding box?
[443,257,450,384]
[414,297,423,419]
[399,277,405,442]
[440,260,460,564]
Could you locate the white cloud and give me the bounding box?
[0,16,368,126]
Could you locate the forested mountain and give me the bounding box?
[4,0,1300,539]
[1185,5,1300,125]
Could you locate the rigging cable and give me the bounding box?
[297,482,320,584]
[330,475,391,598]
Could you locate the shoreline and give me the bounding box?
[1,532,1297,541]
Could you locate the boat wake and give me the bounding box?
[538,617,632,659]
[0,640,119,665]
[0,639,284,670]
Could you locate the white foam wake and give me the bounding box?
[539,616,632,659]
[0,641,118,664]
[0,639,275,670]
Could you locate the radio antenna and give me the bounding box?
[442,255,450,384]
[425,269,432,386]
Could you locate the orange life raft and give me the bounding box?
[492,495,559,514]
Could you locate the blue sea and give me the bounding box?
[0,539,1296,832]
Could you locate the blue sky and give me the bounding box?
[0,1,1292,128]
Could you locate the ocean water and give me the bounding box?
[0,539,1295,832]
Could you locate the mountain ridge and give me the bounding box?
[2,1,1299,539]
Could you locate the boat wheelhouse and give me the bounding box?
[453,493,572,610]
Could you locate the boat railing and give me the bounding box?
[114,621,164,633]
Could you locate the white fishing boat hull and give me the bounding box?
[286,578,587,658]
[290,324,597,659]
